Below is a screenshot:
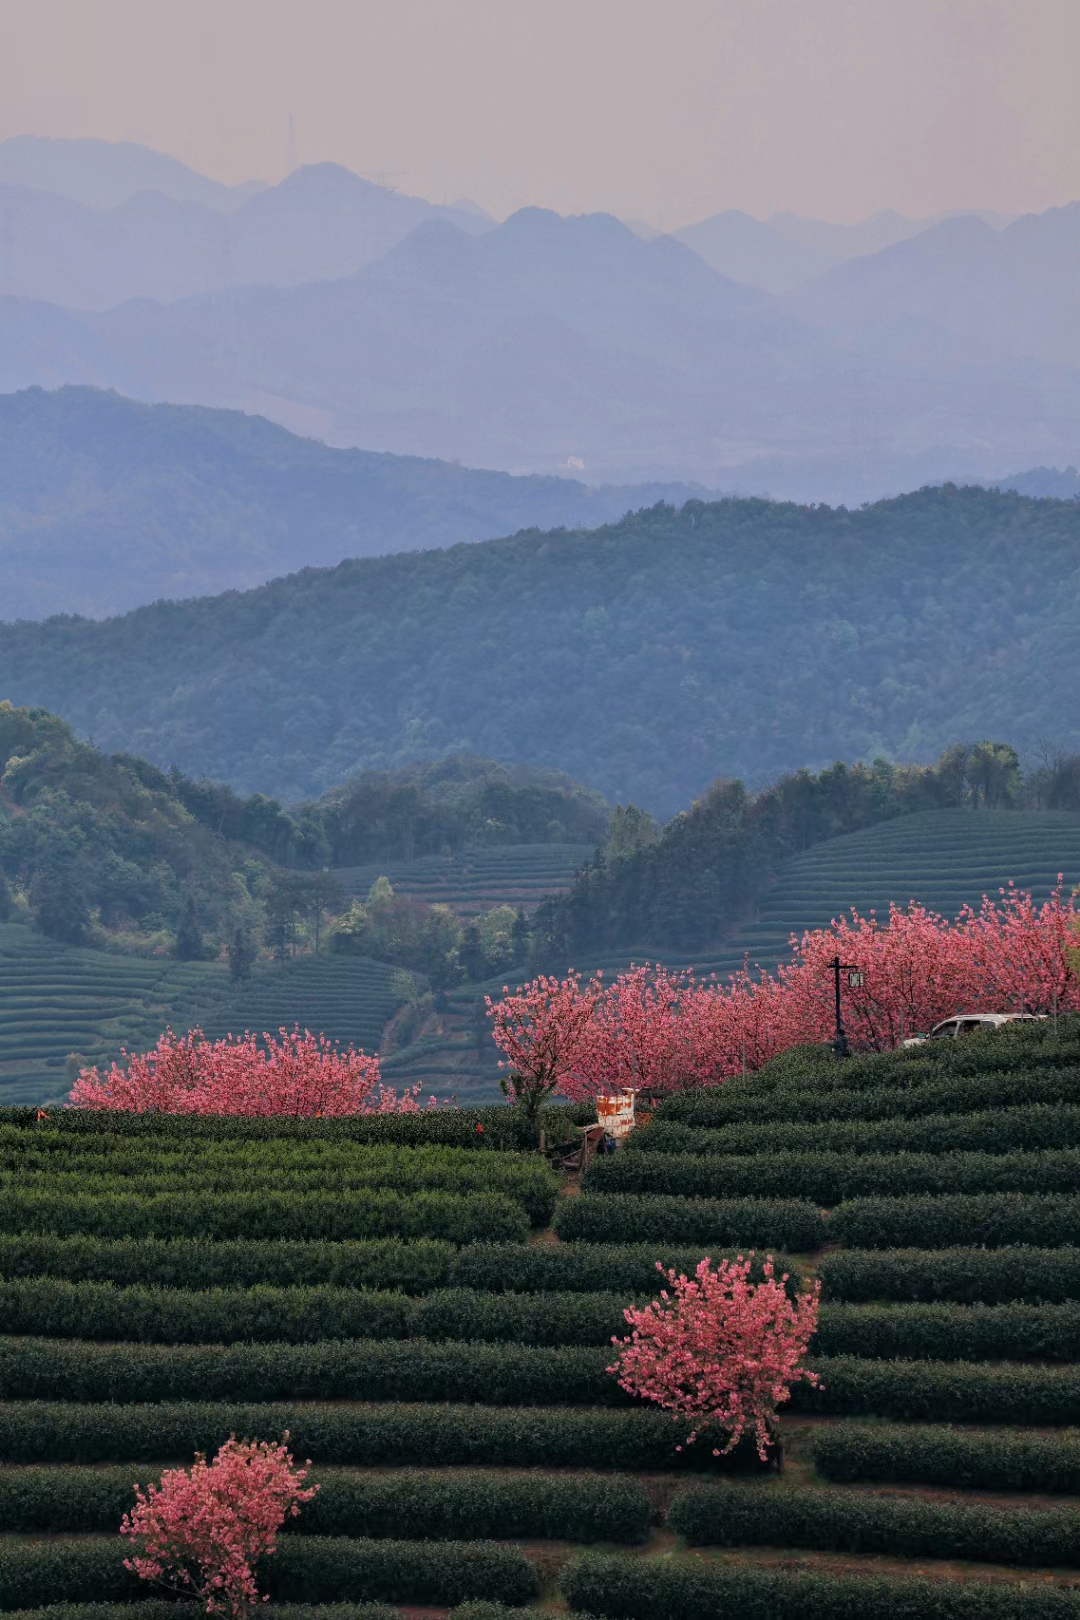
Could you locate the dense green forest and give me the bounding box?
[535,741,1080,955]
[0,485,1078,810]
[0,703,600,984]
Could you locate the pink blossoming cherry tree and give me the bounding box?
[121,1434,317,1618]
[609,1256,821,1467]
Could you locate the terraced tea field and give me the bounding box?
[710,807,1080,977]
[2,1020,1080,1617]
[0,923,408,1109]
[332,842,594,914]
[387,808,1080,1098]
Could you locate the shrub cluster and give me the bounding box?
[587,1148,1080,1203]
[562,1551,1080,1619]
[0,1103,594,1149]
[667,1479,1080,1566]
[0,1399,764,1471]
[791,1355,1080,1424]
[0,1607,397,1620]
[813,1299,1080,1362]
[652,1066,1080,1129]
[634,1102,1080,1159]
[830,1194,1080,1249]
[6,1141,558,1224]
[0,1187,529,1244]
[819,1245,1080,1305]
[0,1233,800,1297]
[0,1464,649,1543]
[16,1280,1071,1360]
[0,1535,537,1611]
[553,1194,825,1250]
[0,1336,618,1407]
[0,1278,633,1348]
[0,1234,459,1293]
[811,1421,1080,1493]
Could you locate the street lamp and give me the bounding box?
[831,955,864,1058]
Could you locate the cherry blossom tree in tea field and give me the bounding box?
[486,971,601,1139]
[609,1256,821,1466]
[69,1026,429,1115]
[121,1434,317,1618]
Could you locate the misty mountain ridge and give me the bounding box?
[0,386,724,620]
[1,197,1077,497]
[1,134,1079,499]
[0,134,265,213]
[0,160,494,309]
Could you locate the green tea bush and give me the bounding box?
[0,1400,763,1471]
[0,1536,537,1611]
[813,1299,1080,1361]
[0,1104,593,1150]
[830,1194,1080,1249]
[450,1607,595,1620]
[667,1479,1080,1566]
[819,1245,1080,1305]
[0,1187,529,1244]
[0,1463,648,1543]
[6,1142,558,1224]
[587,1148,1080,1203]
[0,1607,398,1620]
[811,1421,1080,1492]
[653,1067,1080,1129]
[0,1278,632,1347]
[634,1103,1080,1159]
[0,1234,458,1293]
[553,1194,825,1249]
[562,1550,1080,1619]
[449,1243,802,1295]
[0,1234,799,1297]
[791,1355,1080,1423]
[0,1336,618,1406]
[270,1537,537,1608]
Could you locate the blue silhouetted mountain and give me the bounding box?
[0,385,720,619]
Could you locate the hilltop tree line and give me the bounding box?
[534,741,1080,957]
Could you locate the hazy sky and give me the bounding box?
[2,0,1079,227]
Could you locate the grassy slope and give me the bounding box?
[1,1022,1078,1611]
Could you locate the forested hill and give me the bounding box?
[0,386,712,619]
[1,484,1079,810]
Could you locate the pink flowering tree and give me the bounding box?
[609,1256,821,1467]
[486,971,601,1141]
[69,1027,429,1115]
[121,1434,317,1618]
[569,965,729,1099]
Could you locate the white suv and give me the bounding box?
[928,1012,1045,1040]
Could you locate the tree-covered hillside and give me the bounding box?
[1,485,1079,810]
[0,387,711,619]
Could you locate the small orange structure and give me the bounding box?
[596,1090,638,1140]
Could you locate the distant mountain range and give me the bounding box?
[1,136,1079,501]
[0,387,719,619]
[1,485,1077,811]
[0,158,493,308]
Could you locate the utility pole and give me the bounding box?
[831,955,864,1059]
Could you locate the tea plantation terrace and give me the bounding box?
[0,921,409,1110]
[3,1020,1080,1615]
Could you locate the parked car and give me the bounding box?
[904,1012,1045,1046]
